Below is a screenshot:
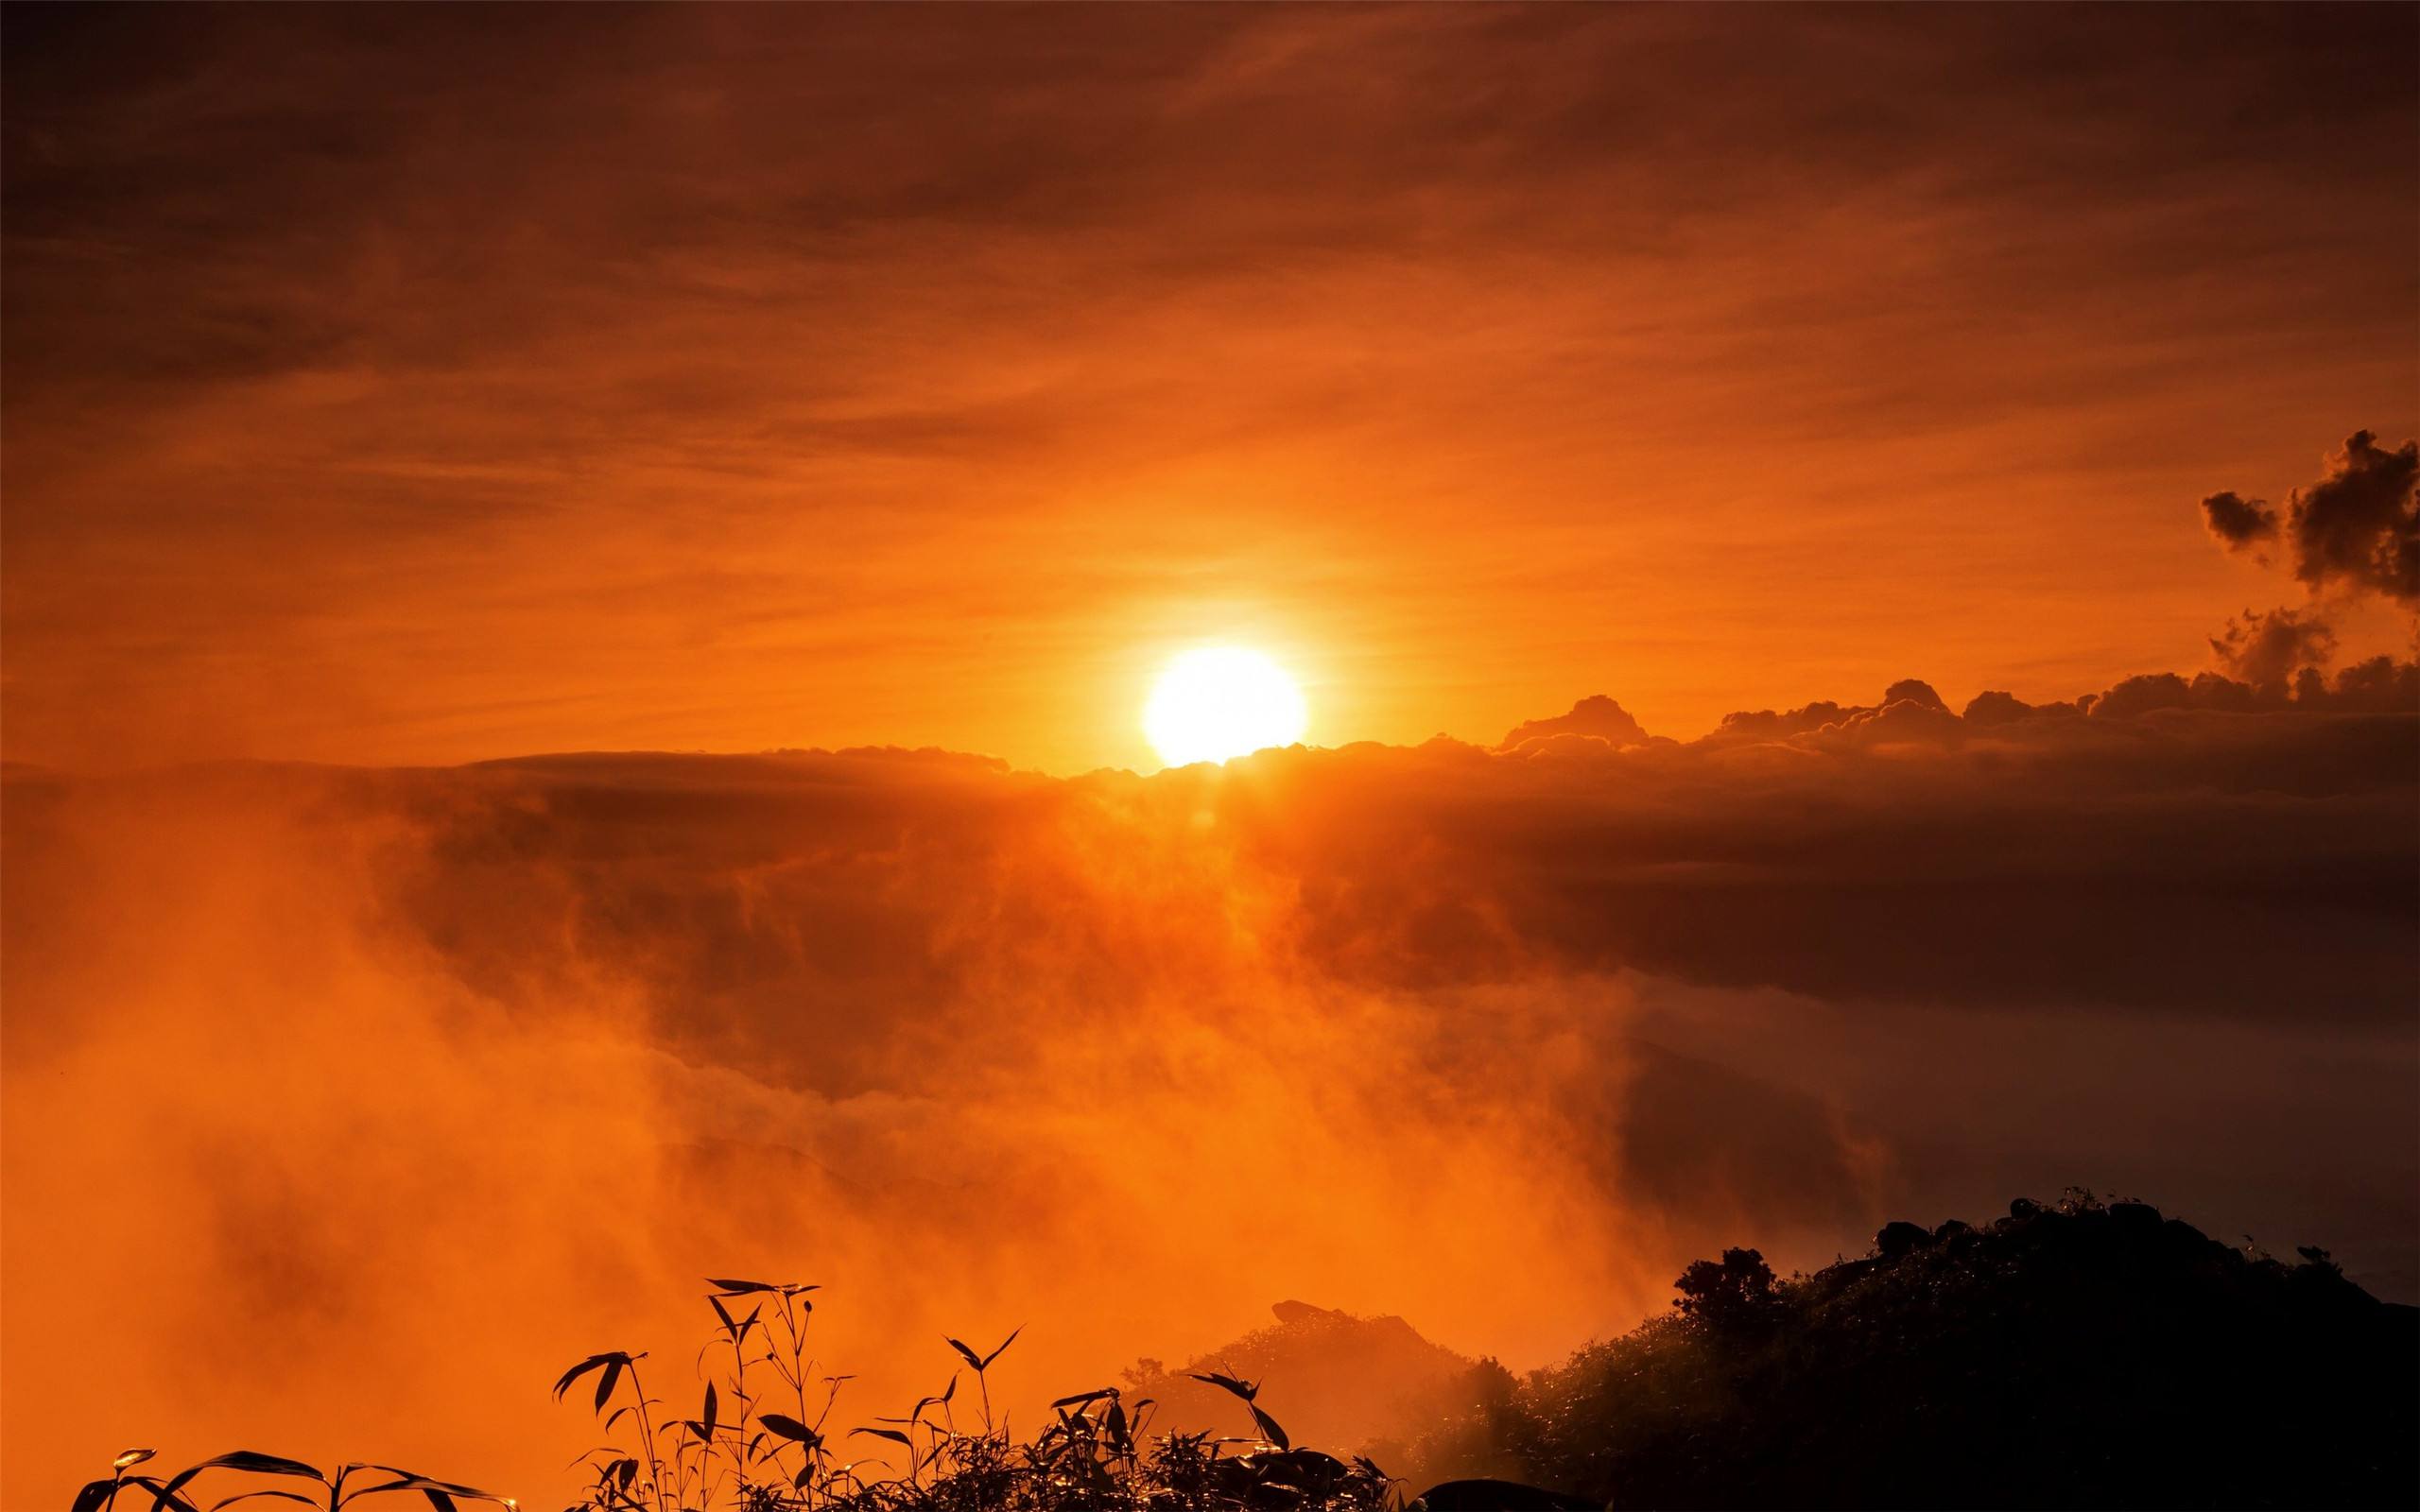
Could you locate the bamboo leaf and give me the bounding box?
[979,1327,1022,1369]
[1250,1405,1290,1452]
[756,1413,820,1447]
[338,1469,512,1509]
[552,1353,625,1403]
[1189,1371,1258,1403]
[122,1476,201,1512]
[155,1455,323,1512]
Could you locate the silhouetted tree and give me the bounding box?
[1672,1246,1778,1334]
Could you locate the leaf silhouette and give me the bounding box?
[756,1413,820,1446]
[550,1352,630,1404]
[979,1326,1022,1369]
[903,1374,958,1423]
[1250,1404,1291,1452]
[154,1453,325,1512]
[119,1479,200,1512]
[337,1468,513,1510]
[1189,1371,1258,1403]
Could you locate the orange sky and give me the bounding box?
[5,4,2415,775]
[5,13,2418,1506]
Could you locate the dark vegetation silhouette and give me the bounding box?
[75,1194,2417,1512]
[1400,1190,2418,1509]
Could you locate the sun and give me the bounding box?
[1144,646,1309,766]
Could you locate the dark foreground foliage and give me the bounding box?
[78,1192,2419,1512]
[541,1281,1395,1512]
[1406,1190,2419,1509]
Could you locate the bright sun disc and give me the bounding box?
[1144,647,1308,766]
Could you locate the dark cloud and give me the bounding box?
[2190,432,2418,713]
[20,664,2395,1087]
[1959,689,2074,726]
[2203,431,2420,605]
[13,667,2411,1094]
[1497,695,1651,752]
[2202,489,2279,551]
[1880,679,1949,713]
[2286,430,2420,604]
[2081,654,2415,720]
[1707,679,1974,746]
[2210,605,2336,690]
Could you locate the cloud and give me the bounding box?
[2209,606,2335,690]
[1880,679,1949,713]
[2202,489,2279,552]
[399,671,2415,1030]
[2079,654,2415,720]
[1704,679,1977,746]
[1497,695,1651,751]
[2203,431,2420,606]
[2286,431,2420,605]
[2191,433,2416,718]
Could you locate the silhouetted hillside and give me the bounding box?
[1403,1192,2417,1509]
[1125,1301,1478,1453]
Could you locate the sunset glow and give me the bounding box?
[4,8,2415,1512]
[1143,647,1309,766]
